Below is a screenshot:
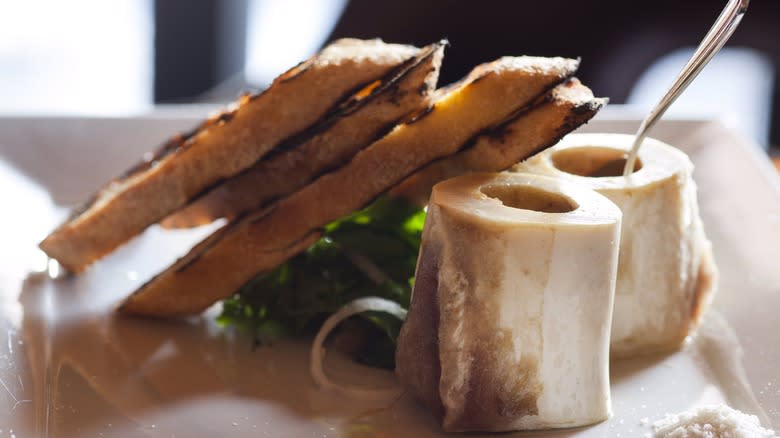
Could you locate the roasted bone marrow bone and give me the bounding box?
[515,133,718,357]
[396,172,622,432]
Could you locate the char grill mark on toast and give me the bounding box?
[167,204,275,276]
[143,203,281,286]
[170,204,276,275]
[405,103,436,124]
[121,108,239,181]
[482,85,562,142]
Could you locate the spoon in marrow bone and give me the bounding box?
[623,0,750,176]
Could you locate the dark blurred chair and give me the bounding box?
[154,0,248,103]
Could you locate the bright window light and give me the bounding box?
[244,0,347,87]
[0,0,153,115]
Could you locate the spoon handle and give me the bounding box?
[623,0,750,176]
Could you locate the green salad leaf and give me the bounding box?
[217,196,425,369]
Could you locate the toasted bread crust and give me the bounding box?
[161,42,446,229]
[40,39,422,272]
[119,56,578,317]
[391,78,606,204]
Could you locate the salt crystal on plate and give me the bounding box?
[653,404,776,438]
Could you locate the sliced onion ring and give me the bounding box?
[310,297,407,401]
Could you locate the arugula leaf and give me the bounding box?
[217,196,425,368]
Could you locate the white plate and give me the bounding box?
[0,109,778,437]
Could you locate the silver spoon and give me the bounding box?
[623,0,750,176]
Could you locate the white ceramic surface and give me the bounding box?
[0,110,777,437]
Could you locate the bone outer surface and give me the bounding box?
[515,133,718,358]
[395,172,622,432]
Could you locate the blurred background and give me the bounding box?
[1,0,779,162]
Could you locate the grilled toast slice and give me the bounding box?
[40,38,423,272]
[392,78,606,203]
[119,56,579,317]
[160,41,446,228]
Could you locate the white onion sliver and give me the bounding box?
[310,297,407,401]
